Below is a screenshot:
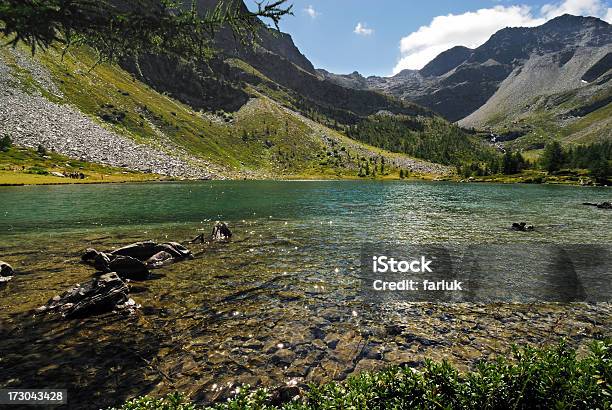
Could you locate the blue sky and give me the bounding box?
[254,0,611,77]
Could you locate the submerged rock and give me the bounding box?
[511,222,534,232]
[35,272,135,318]
[0,260,14,277]
[583,201,611,209]
[212,221,232,242]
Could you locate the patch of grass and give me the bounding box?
[0,146,162,185]
[560,102,612,144]
[111,340,611,410]
[489,86,611,152]
[452,168,596,185]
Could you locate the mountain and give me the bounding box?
[3,0,489,182]
[420,46,473,77]
[324,14,611,146]
[460,15,611,148]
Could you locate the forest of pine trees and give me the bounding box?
[540,140,611,183]
[345,115,498,166]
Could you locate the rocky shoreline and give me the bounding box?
[0,216,610,409]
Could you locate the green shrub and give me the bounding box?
[111,340,611,410]
[0,134,11,152]
[37,144,47,156]
[25,166,49,175]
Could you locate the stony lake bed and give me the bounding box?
[0,180,611,409]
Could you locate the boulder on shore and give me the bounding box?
[0,260,14,277]
[511,222,534,232]
[35,273,137,318]
[211,221,232,242]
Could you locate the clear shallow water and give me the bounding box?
[2,180,611,241]
[0,181,610,409]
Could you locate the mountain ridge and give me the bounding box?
[321,14,611,129]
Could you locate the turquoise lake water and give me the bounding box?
[0,181,610,408]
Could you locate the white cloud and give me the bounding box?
[354,22,374,36]
[304,5,318,19]
[541,0,609,19]
[393,0,612,74]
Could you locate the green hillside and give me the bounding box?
[466,78,611,163]
[0,44,452,183]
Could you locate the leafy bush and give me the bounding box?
[36,144,47,156]
[111,340,611,410]
[25,166,49,175]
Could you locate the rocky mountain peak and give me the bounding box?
[420,46,473,77]
[361,14,611,121]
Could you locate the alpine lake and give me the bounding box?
[1,180,610,409]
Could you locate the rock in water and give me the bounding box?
[82,241,192,276]
[107,255,150,280]
[0,276,13,286]
[0,261,14,277]
[111,241,158,260]
[582,201,611,209]
[146,251,175,268]
[511,222,534,232]
[212,221,232,241]
[153,242,193,260]
[35,273,133,318]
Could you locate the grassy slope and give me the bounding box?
[225,58,492,168]
[483,85,611,160]
[1,44,447,183]
[0,146,163,185]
